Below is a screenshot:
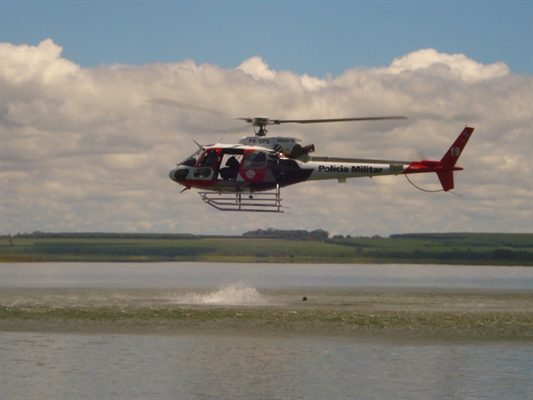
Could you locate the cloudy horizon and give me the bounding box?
[1,39,531,236]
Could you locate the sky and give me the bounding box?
[1,1,532,237]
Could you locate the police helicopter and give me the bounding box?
[151,99,473,212]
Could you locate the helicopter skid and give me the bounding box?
[199,185,283,212]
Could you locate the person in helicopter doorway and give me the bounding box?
[220,156,240,180]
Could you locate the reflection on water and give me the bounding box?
[1,332,531,400]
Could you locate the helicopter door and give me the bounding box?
[240,150,267,182]
[218,151,243,181]
[193,149,219,180]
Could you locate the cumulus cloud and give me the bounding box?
[237,56,277,80]
[387,48,510,82]
[1,39,531,235]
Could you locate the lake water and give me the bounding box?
[2,331,531,400]
[1,263,532,400]
[1,262,532,290]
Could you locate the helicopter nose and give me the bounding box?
[169,167,190,183]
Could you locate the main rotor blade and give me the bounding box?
[148,98,408,133]
[276,116,407,124]
[214,125,251,134]
[147,98,231,118]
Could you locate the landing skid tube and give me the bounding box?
[199,185,284,212]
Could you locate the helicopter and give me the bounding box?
[153,99,474,212]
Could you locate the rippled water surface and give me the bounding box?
[1,332,531,400]
[1,262,532,399]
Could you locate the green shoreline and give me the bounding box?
[1,232,531,265]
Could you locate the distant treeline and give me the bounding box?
[25,243,211,258]
[7,230,530,246]
[242,228,330,241]
[4,232,199,240]
[326,242,531,262]
[388,232,533,248]
[326,233,533,263]
[1,230,531,265]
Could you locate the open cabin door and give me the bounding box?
[217,149,244,181]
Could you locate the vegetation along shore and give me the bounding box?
[1,231,531,265]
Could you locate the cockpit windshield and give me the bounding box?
[178,147,203,167]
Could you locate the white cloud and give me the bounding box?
[386,48,510,82]
[1,39,531,235]
[237,56,276,80]
[1,39,80,85]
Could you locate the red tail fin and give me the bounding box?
[403,127,474,192]
[437,171,455,191]
[437,126,474,191]
[440,126,474,168]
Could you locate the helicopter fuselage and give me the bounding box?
[169,142,313,193]
[169,141,465,197]
[170,127,473,196]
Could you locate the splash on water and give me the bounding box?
[175,283,267,306]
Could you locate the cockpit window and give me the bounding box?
[243,151,267,169]
[178,148,203,167]
[199,150,219,167]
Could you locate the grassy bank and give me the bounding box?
[1,233,531,265]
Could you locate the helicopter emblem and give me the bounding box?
[151,99,473,212]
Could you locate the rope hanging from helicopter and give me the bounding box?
[404,175,461,196]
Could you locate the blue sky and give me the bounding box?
[2,1,531,77]
[1,1,532,236]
